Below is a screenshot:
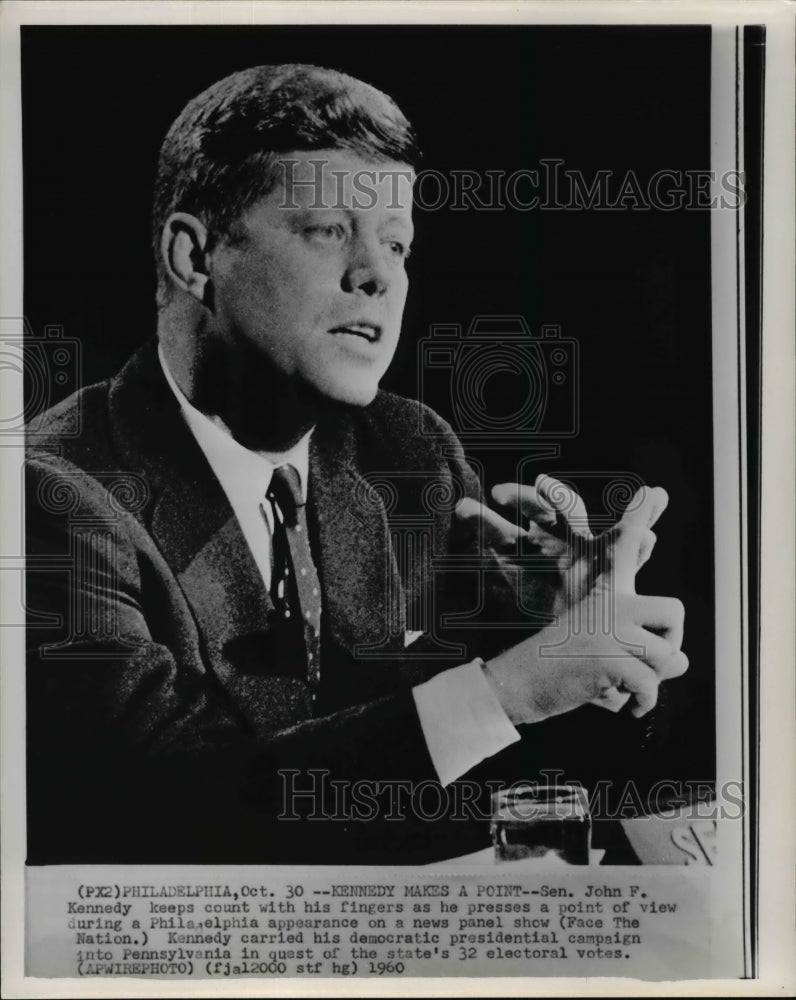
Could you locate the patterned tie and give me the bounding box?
[266,464,322,691]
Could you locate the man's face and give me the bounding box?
[208,150,414,407]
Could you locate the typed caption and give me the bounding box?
[27,865,718,981]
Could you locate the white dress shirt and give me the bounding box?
[158,348,519,785]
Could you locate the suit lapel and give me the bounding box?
[149,463,275,652]
[153,482,315,729]
[107,343,312,728]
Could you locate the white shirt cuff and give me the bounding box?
[412,659,521,786]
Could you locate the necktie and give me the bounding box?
[266,464,322,691]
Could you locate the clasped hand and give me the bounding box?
[456,477,688,724]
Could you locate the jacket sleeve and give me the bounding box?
[399,403,673,812]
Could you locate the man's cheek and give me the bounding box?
[390,280,409,315]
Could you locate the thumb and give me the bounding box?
[605,486,668,592]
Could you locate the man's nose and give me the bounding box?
[341,237,390,296]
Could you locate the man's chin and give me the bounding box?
[311,376,381,409]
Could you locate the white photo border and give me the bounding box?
[1,2,793,997]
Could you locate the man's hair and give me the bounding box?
[152,63,420,306]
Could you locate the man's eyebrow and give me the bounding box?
[382,215,413,229]
[280,205,347,218]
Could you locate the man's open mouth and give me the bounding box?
[329,322,380,343]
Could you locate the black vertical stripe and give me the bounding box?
[742,22,765,981]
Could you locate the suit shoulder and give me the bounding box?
[341,391,477,487]
[360,390,459,446]
[26,380,115,468]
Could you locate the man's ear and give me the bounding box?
[160,213,212,305]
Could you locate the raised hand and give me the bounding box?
[456,475,667,617]
[481,484,687,723]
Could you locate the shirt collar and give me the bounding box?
[158,345,311,502]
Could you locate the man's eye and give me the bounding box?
[385,240,411,259]
[305,224,346,243]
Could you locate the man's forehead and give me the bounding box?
[274,149,415,213]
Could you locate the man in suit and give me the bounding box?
[25,64,687,864]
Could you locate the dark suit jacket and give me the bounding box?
[25,341,659,864]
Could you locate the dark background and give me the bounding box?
[21,25,714,783]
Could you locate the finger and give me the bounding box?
[606,657,661,718]
[491,483,568,553]
[605,520,647,593]
[589,687,632,713]
[645,486,669,529]
[619,485,669,531]
[630,594,685,650]
[624,623,689,680]
[602,488,668,590]
[535,475,592,538]
[455,497,526,549]
[490,483,557,528]
[636,529,657,570]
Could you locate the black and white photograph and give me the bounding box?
[1,1,793,994]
